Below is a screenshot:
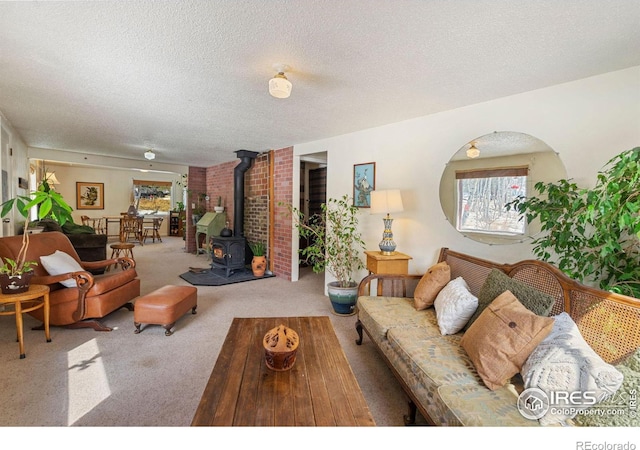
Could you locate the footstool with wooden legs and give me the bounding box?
[134,285,197,336]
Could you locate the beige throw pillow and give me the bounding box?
[413,261,451,310]
[460,290,555,390]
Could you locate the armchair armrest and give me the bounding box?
[32,271,95,290]
[32,271,95,322]
[81,257,136,271]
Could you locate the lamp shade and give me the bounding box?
[370,190,404,215]
[45,172,60,185]
[269,73,292,98]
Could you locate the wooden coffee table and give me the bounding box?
[191,316,375,426]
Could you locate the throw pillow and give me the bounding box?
[465,268,555,330]
[40,250,84,288]
[460,290,554,391]
[433,277,478,335]
[620,347,640,373]
[573,362,639,426]
[521,312,624,426]
[413,261,451,310]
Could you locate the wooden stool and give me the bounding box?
[133,285,198,336]
[108,242,135,271]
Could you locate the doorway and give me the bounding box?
[298,153,327,270]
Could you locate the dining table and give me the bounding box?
[103,214,164,242]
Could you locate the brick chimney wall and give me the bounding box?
[185,146,294,279]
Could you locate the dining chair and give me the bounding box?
[120,216,143,245]
[81,215,105,234]
[142,217,163,244]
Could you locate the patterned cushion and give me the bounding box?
[465,268,555,330]
[356,296,437,345]
[438,384,537,426]
[414,261,450,310]
[387,327,479,387]
[461,290,555,390]
[521,312,624,426]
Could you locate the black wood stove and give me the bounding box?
[210,150,259,276]
[210,236,246,277]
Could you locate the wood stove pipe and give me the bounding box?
[233,149,259,237]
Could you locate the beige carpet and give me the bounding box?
[0,236,419,429]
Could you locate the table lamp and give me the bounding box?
[370,189,404,255]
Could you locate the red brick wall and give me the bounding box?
[245,153,269,247]
[272,147,293,279]
[185,166,206,253]
[206,159,235,228]
[184,147,294,280]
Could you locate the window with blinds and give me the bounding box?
[455,166,528,235]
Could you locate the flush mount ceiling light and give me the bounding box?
[466,143,480,159]
[144,149,156,160]
[269,64,292,99]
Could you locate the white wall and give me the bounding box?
[294,66,640,285]
[0,111,29,236]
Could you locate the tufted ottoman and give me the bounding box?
[134,285,197,336]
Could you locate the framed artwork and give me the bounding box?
[76,182,104,210]
[353,162,375,208]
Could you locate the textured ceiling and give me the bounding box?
[1,0,639,168]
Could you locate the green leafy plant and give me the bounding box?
[248,241,266,256]
[284,194,365,288]
[506,147,640,298]
[0,258,38,275]
[0,173,73,275]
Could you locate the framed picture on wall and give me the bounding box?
[76,182,105,210]
[353,162,375,208]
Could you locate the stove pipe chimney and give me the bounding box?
[233,150,259,237]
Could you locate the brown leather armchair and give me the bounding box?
[0,231,140,331]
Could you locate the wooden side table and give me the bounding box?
[365,250,412,275]
[364,250,412,295]
[0,284,51,359]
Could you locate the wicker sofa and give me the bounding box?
[355,247,640,426]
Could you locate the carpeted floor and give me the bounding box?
[179,267,276,286]
[0,236,416,430]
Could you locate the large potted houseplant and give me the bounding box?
[0,173,73,293]
[506,146,640,298]
[285,194,366,315]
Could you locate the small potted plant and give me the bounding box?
[248,241,267,277]
[0,173,73,293]
[284,194,366,315]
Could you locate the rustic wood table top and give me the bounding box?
[191,316,375,426]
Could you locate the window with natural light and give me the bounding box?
[132,180,173,215]
[455,166,528,236]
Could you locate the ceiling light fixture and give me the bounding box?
[144,149,155,160]
[269,64,292,99]
[466,143,480,159]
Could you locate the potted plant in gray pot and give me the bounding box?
[284,194,366,315]
[0,173,73,293]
